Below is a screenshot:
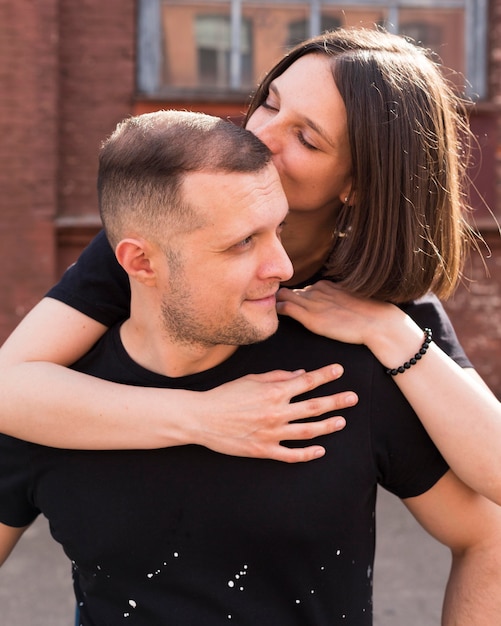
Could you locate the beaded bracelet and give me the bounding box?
[386,328,433,376]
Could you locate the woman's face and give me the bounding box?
[246,54,353,217]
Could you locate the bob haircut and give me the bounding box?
[245,28,476,303]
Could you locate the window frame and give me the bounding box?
[137,0,488,100]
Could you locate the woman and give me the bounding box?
[1,28,500,502]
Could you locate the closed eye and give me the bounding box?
[261,100,278,113]
[296,131,317,151]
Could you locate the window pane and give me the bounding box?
[160,3,232,89]
[160,1,388,91]
[157,1,468,94]
[399,8,465,90]
[195,15,252,87]
[245,4,309,86]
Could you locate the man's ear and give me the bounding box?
[115,238,157,286]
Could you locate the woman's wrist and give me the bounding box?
[385,328,432,375]
[361,308,428,370]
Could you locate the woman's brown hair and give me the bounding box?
[245,28,476,303]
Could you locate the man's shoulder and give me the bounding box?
[253,315,376,374]
[273,315,371,355]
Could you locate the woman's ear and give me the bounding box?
[115,238,157,286]
[339,181,354,205]
[338,174,356,206]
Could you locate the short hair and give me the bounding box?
[98,110,272,247]
[245,28,476,303]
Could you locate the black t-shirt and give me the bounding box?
[46,230,472,368]
[47,230,130,327]
[0,317,449,625]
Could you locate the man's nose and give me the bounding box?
[266,238,293,283]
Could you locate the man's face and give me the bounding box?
[158,163,293,349]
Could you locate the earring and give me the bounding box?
[344,196,349,203]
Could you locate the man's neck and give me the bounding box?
[119,319,238,378]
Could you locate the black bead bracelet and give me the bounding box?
[386,328,433,376]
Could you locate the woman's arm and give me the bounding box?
[0,297,354,461]
[277,281,501,503]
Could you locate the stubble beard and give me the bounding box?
[160,271,277,348]
[160,295,276,348]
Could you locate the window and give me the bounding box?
[195,15,253,87]
[137,0,487,99]
[287,15,341,47]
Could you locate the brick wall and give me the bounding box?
[0,0,135,335]
[443,0,501,395]
[57,0,135,223]
[491,0,501,214]
[445,231,501,393]
[0,0,59,331]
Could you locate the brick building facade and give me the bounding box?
[1,0,501,396]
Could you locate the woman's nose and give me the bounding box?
[254,119,281,154]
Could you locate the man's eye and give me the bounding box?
[233,236,253,249]
[277,222,286,239]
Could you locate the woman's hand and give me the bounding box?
[276,280,399,345]
[278,282,501,505]
[276,280,424,366]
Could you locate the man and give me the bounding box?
[0,111,500,625]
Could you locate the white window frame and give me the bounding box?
[137,0,488,99]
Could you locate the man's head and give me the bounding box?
[97,111,292,363]
[99,110,276,247]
